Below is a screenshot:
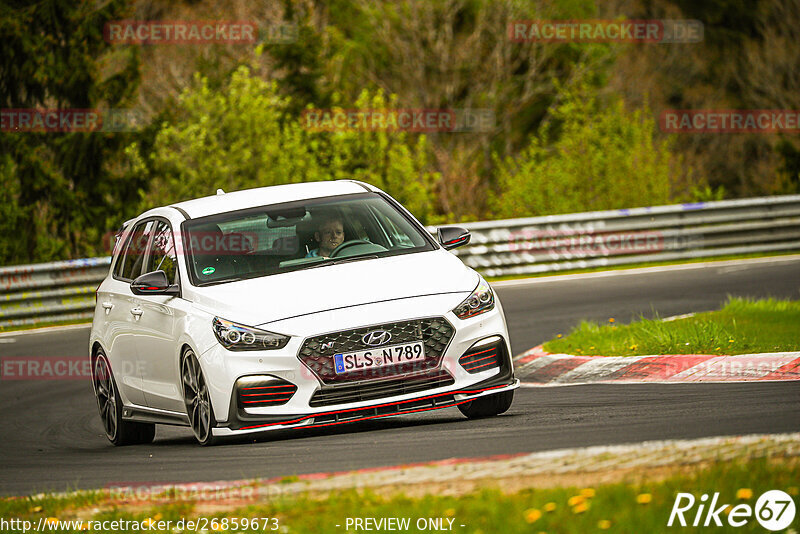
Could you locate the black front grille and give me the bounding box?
[298,317,455,384]
[459,341,502,374]
[236,376,297,410]
[309,370,455,407]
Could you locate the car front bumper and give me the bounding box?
[197,294,517,437]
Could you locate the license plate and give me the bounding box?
[334,341,425,374]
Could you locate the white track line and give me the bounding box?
[551,355,646,384]
[0,323,92,337]
[491,254,800,287]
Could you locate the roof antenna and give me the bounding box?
[216,188,225,195]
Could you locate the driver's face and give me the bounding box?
[316,220,344,254]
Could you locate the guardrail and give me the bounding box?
[447,194,800,278]
[2,195,799,329]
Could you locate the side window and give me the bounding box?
[146,221,178,285]
[117,221,154,281]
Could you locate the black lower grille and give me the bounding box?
[312,393,458,425]
[236,376,297,410]
[298,317,455,384]
[309,370,455,407]
[459,342,502,374]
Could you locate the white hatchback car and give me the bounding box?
[90,180,518,445]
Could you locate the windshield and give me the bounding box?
[182,192,436,285]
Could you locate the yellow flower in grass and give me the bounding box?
[580,488,596,498]
[788,486,799,496]
[567,495,585,507]
[636,493,653,504]
[598,519,612,530]
[543,502,557,512]
[30,506,42,513]
[444,508,455,517]
[524,508,542,523]
[736,488,753,500]
[46,518,59,525]
[609,318,615,323]
[557,334,562,338]
[142,518,156,528]
[572,502,589,514]
[724,505,733,515]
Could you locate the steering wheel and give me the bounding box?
[329,239,375,258]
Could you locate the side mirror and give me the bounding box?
[437,226,471,250]
[131,270,179,296]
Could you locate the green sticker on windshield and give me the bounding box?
[201,266,215,275]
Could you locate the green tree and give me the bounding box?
[130,66,439,223]
[491,83,680,218]
[0,0,141,265]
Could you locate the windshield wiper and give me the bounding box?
[331,254,379,265]
[200,277,244,286]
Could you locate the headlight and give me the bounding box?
[212,317,290,351]
[453,278,495,319]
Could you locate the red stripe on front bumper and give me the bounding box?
[238,383,510,430]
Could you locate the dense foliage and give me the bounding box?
[492,84,678,218]
[0,0,142,263]
[128,67,439,224]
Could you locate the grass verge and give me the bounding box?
[0,457,797,533]
[543,297,800,356]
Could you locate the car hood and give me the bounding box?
[190,250,478,327]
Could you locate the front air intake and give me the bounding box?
[236,376,297,410]
[459,339,503,374]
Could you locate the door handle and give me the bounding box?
[102,302,114,310]
[130,307,143,317]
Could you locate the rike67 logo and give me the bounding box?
[668,490,796,531]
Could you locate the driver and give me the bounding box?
[306,215,345,258]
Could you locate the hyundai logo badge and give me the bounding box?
[362,330,392,346]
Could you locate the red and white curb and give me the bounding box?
[514,346,800,385]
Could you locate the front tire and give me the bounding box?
[181,349,217,446]
[92,351,155,446]
[458,390,514,419]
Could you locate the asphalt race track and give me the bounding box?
[1,257,798,496]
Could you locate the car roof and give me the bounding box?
[170,180,375,219]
